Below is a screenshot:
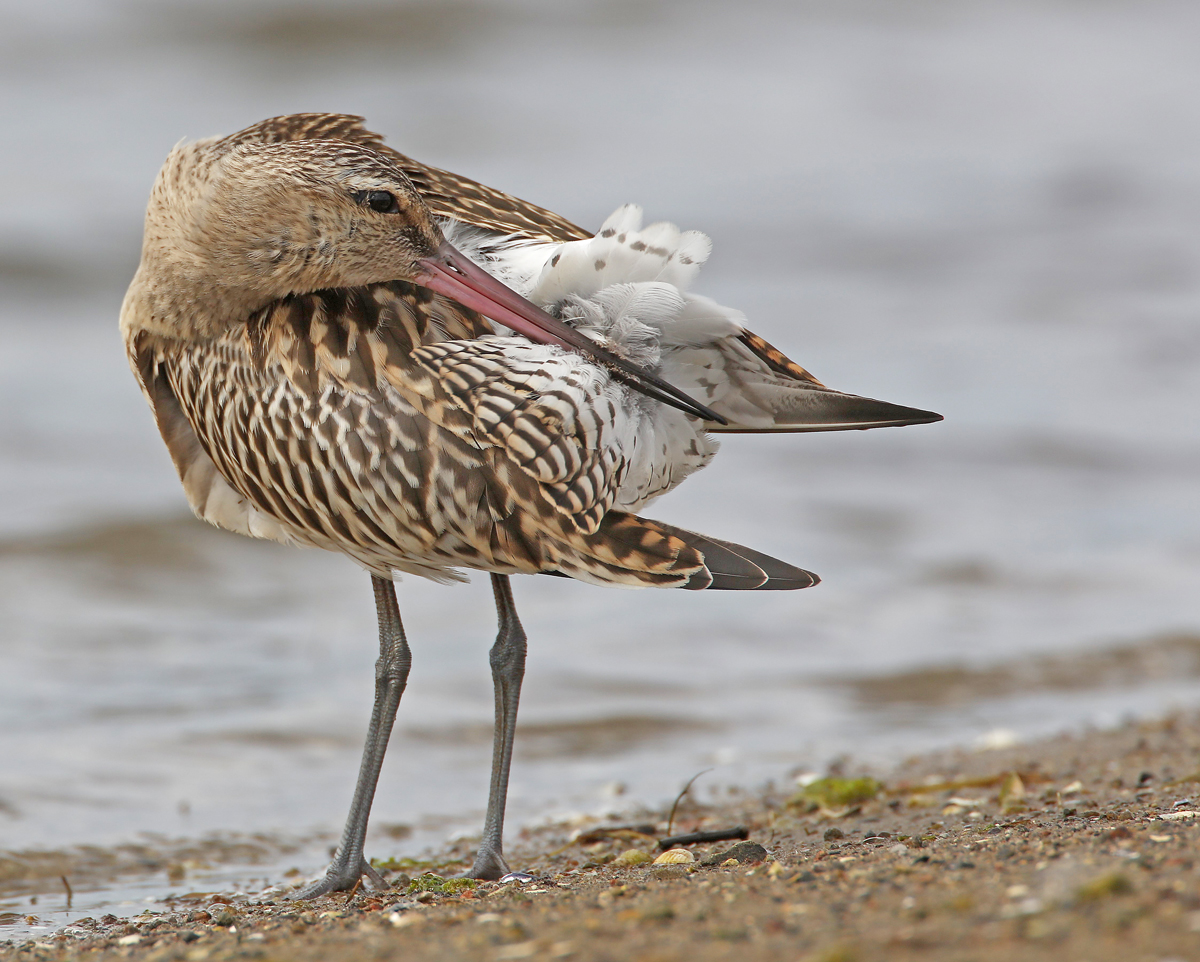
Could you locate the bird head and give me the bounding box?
[133,137,445,326]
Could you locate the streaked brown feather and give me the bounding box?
[414,338,627,535]
[130,282,708,587]
[736,331,824,386]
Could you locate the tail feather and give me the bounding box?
[698,535,821,590]
[677,537,770,590]
[552,512,817,591]
[700,329,943,433]
[707,386,943,434]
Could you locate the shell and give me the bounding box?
[611,848,654,867]
[652,848,696,865]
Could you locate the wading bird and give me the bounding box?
[120,114,940,897]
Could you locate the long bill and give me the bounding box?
[415,241,726,424]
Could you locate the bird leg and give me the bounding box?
[294,575,410,898]
[464,574,528,880]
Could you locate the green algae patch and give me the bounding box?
[407,873,450,894]
[789,777,883,812]
[402,873,478,896]
[1077,872,1133,901]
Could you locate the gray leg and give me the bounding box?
[465,574,527,880]
[294,575,410,898]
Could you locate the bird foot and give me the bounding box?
[291,858,386,899]
[460,846,511,881]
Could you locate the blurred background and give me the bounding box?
[3,0,1200,934]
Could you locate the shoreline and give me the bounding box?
[4,710,1200,961]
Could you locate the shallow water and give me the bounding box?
[3,0,1200,943]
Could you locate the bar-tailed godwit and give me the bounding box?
[120,114,941,896]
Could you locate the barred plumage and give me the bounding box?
[120,113,941,893]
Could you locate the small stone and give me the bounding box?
[497,871,536,884]
[495,941,539,960]
[823,828,844,842]
[117,935,142,946]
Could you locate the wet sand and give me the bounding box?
[6,711,1200,961]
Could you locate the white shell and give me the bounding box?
[652,848,696,865]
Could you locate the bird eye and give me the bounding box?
[356,190,399,213]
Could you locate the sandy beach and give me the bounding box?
[5,711,1199,962]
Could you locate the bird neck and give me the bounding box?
[120,255,263,345]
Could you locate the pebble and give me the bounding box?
[495,941,539,960]
[498,871,537,883]
[702,841,768,866]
